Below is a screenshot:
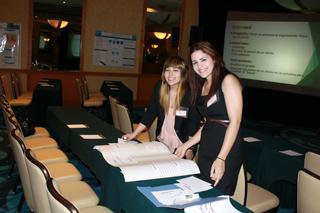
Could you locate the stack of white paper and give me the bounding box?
[80,134,105,139]
[67,124,89,128]
[94,142,200,182]
[279,149,303,156]
[184,196,241,213]
[243,137,261,143]
[176,176,212,193]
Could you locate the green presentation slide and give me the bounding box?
[223,12,320,93]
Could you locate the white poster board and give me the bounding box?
[0,22,21,69]
[93,30,137,68]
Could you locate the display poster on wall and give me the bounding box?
[0,22,21,69]
[93,30,137,68]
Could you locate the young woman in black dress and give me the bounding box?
[175,41,243,195]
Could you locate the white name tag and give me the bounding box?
[207,94,218,107]
[176,107,188,118]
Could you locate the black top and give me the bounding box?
[140,81,201,143]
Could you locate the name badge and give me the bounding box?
[176,107,188,118]
[207,93,218,107]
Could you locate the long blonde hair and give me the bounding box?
[159,56,188,112]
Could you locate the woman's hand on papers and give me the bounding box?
[122,133,135,141]
[174,144,188,158]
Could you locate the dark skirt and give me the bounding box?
[197,123,243,195]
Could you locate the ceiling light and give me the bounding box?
[154,32,171,40]
[147,7,158,13]
[47,19,69,29]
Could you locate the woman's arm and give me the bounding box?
[210,74,243,186]
[175,126,203,158]
[123,123,147,141]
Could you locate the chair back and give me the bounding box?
[9,128,35,211]
[80,76,90,99]
[0,74,15,100]
[116,103,133,133]
[6,110,26,140]
[25,148,52,213]
[109,96,120,130]
[147,117,157,141]
[10,72,21,97]
[232,164,247,206]
[46,178,80,213]
[297,169,320,213]
[304,152,320,176]
[1,99,13,131]
[75,78,86,104]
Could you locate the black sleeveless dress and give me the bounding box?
[197,84,243,195]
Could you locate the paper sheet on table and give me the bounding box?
[67,124,89,128]
[80,134,105,139]
[279,149,303,156]
[137,184,225,209]
[176,176,212,193]
[109,87,120,90]
[184,196,241,213]
[243,137,261,142]
[39,82,54,87]
[152,188,199,206]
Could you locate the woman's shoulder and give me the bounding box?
[221,73,242,92]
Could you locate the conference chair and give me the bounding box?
[25,148,99,213]
[147,116,157,141]
[297,169,320,213]
[3,104,50,138]
[47,178,114,213]
[9,126,82,212]
[1,100,54,151]
[75,78,104,108]
[232,165,280,213]
[80,76,106,101]
[109,95,120,129]
[1,99,58,154]
[116,102,149,142]
[0,74,32,106]
[9,128,36,212]
[297,152,320,213]
[304,151,320,176]
[10,127,80,181]
[7,115,69,164]
[10,72,33,99]
[1,94,50,139]
[7,115,60,152]
[9,128,71,211]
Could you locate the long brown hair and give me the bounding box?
[189,41,229,104]
[159,56,188,112]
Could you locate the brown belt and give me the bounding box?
[205,118,229,127]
